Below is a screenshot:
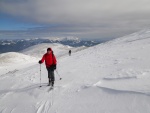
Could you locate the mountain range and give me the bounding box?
[0,37,100,53]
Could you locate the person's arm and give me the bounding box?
[52,54,57,70]
[39,54,45,64]
[41,54,45,63]
[53,54,57,65]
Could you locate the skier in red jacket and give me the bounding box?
[39,48,57,87]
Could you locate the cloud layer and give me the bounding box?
[1,0,150,40]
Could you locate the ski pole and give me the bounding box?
[40,64,42,87]
[55,70,62,80]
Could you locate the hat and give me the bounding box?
[47,48,52,51]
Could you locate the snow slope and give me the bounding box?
[0,29,150,113]
[0,52,37,75]
[0,52,36,64]
[21,43,87,58]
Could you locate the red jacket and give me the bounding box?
[41,52,57,67]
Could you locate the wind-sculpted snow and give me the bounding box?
[1,29,150,113]
[96,85,150,96]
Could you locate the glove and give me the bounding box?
[53,64,56,70]
[38,60,42,64]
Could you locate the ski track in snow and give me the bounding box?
[37,100,52,113]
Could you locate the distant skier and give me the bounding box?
[38,48,57,87]
[69,50,71,56]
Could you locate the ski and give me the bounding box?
[48,86,54,92]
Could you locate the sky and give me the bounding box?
[0,0,150,40]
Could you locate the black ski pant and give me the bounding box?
[46,67,55,84]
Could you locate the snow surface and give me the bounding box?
[0,52,37,75]
[0,29,150,113]
[21,43,87,58]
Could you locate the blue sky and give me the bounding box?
[0,0,150,40]
[0,14,39,30]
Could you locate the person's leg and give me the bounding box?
[47,68,51,86]
[49,70,55,86]
[47,67,55,86]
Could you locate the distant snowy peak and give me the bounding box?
[42,36,80,42]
